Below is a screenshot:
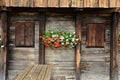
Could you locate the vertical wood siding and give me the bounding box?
[2,0,120,8]
[8,13,39,80]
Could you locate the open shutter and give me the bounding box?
[86,23,105,47]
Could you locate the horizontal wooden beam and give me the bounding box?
[1,0,120,8]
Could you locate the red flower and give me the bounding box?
[48,38,53,41]
[54,41,62,48]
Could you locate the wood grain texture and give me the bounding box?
[24,22,35,47]
[15,22,25,47]
[86,23,105,47]
[8,13,39,80]
[1,11,9,80]
[2,0,120,8]
[48,0,59,7]
[75,12,81,80]
[110,12,119,80]
[99,0,109,8]
[81,13,111,80]
[45,14,76,80]
[39,12,45,64]
[72,0,83,7]
[110,0,120,7]
[84,0,99,7]
[60,0,71,7]
[35,0,47,7]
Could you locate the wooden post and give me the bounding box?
[39,12,45,64]
[110,12,119,80]
[75,12,82,80]
[1,11,9,80]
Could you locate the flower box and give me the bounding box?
[40,30,79,48]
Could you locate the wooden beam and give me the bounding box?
[84,0,99,7]
[75,12,82,80]
[47,0,59,7]
[60,0,71,7]
[71,0,83,7]
[1,11,9,80]
[99,0,109,8]
[110,0,120,7]
[39,12,45,64]
[35,0,47,7]
[110,12,119,80]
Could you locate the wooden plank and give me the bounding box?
[29,0,34,7]
[10,0,16,6]
[99,0,109,8]
[86,24,105,47]
[75,12,82,80]
[110,12,119,80]
[110,0,120,7]
[37,65,48,80]
[14,65,33,80]
[81,62,110,80]
[24,22,35,47]
[96,24,105,47]
[1,0,4,6]
[48,0,59,7]
[60,0,71,7]
[22,64,38,80]
[19,0,27,7]
[35,0,47,7]
[5,0,10,6]
[86,24,96,47]
[72,0,83,7]
[39,12,45,64]
[31,65,43,80]
[1,11,9,80]
[15,22,25,47]
[55,76,66,80]
[84,0,99,7]
[44,65,53,80]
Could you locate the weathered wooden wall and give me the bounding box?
[80,13,111,80]
[118,14,120,80]
[8,12,40,80]
[45,13,76,80]
[3,10,120,80]
[2,0,120,8]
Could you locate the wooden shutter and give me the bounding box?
[24,22,35,46]
[15,22,25,46]
[86,23,105,47]
[15,22,35,47]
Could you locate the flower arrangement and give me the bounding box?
[40,30,79,48]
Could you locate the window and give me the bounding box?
[86,23,105,48]
[15,22,35,47]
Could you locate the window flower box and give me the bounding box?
[40,30,79,48]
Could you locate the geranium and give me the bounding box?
[40,30,79,48]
